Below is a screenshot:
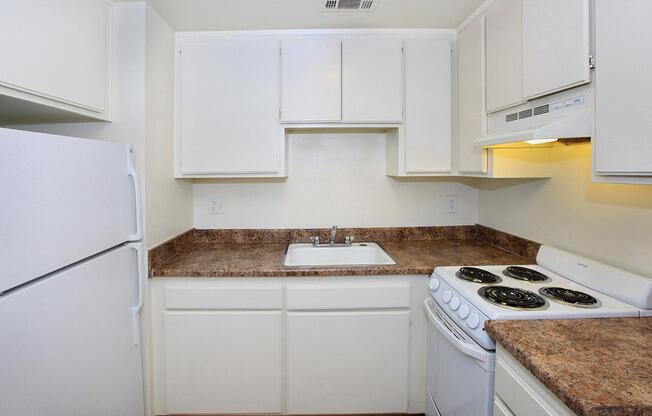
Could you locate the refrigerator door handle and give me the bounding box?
[128,242,147,346]
[127,146,143,242]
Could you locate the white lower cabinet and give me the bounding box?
[286,311,410,414]
[495,345,576,416]
[151,277,425,415]
[164,311,284,414]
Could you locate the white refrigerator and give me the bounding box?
[0,127,146,415]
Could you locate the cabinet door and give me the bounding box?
[176,38,282,175]
[405,38,452,173]
[594,0,652,175]
[0,0,109,111]
[287,311,410,414]
[457,16,487,173]
[486,0,524,112]
[164,311,283,414]
[342,39,403,123]
[522,0,590,99]
[281,38,341,122]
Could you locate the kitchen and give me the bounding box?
[0,1,651,416]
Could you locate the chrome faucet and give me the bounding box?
[329,225,337,246]
[309,236,320,247]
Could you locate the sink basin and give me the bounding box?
[284,242,396,267]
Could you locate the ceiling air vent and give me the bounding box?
[322,0,380,12]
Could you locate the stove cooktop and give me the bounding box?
[434,264,640,320]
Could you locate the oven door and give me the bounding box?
[424,299,495,416]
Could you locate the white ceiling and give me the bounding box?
[131,0,484,31]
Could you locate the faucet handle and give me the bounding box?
[310,236,320,246]
[345,236,354,245]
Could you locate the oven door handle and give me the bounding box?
[423,299,490,363]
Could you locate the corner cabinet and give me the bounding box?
[592,0,652,184]
[174,36,286,178]
[457,16,488,174]
[0,0,111,122]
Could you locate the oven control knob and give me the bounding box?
[457,304,470,319]
[429,278,441,292]
[467,314,480,329]
[442,290,453,303]
[449,296,461,310]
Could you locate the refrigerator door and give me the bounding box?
[0,127,142,293]
[0,244,145,416]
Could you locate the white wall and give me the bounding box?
[194,132,478,229]
[145,4,193,247]
[477,143,652,277]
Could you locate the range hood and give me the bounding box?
[475,113,592,147]
[475,88,593,148]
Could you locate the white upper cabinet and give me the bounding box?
[485,0,524,112]
[404,38,452,173]
[593,0,652,178]
[522,0,591,99]
[281,38,341,123]
[457,16,487,173]
[0,0,110,119]
[342,39,404,123]
[175,37,284,177]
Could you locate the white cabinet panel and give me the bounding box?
[287,310,410,414]
[594,0,652,176]
[165,285,283,310]
[486,0,524,112]
[457,16,487,173]
[281,38,341,122]
[286,282,411,310]
[164,311,283,414]
[404,38,452,173]
[495,346,576,416]
[342,38,403,123]
[176,38,283,176]
[0,0,109,112]
[522,0,590,99]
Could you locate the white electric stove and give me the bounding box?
[424,245,652,416]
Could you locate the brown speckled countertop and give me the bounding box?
[486,318,652,416]
[149,226,537,278]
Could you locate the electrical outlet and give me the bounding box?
[209,197,226,215]
[446,195,458,214]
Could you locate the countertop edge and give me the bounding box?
[485,319,652,416]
